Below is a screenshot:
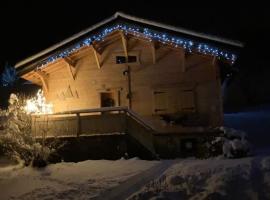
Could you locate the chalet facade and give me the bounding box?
[15,12,243,157]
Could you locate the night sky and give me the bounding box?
[0,2,269,109]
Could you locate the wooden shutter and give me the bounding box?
[181,90,195,112]
[153,91,168,114]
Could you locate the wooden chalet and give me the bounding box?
[15,12,243,158]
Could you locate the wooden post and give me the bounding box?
[212,56,223,125]
[127,65,132,109]
[212,56,218,79]
[35,70,49,93]
[150,42,156,64]
[181,49,186,72]
[76,113,81,137]
[64,57,76,80]
[124,109,129,134]
[120,31,128,60]
[91,46,101,69]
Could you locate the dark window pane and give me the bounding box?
[116,56,137,64]
[116,56,126,64]
[128,56,137,63]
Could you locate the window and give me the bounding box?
[116,56,137,64]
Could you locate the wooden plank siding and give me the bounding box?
[23,35,223,127]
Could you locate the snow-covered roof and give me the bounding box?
[15,12,244,70]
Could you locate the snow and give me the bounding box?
[0,158,159,200]
[1,155,270,200]
[217,127,251,158]
[1,106,269,199]
[129,156,270,200]
[116,12,243,47]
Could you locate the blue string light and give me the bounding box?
[36,23,237,69]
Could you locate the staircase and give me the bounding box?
[125,109,156,156]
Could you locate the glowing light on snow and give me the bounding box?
[24,89,53,114]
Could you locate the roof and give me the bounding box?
[15,12,244,74]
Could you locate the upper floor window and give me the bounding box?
[116,56,137,64]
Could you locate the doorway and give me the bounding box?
[100,92,115,107]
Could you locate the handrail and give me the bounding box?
[125,109,156,131]
[32,106,128,116]
[32,106,156,132]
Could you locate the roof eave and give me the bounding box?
[115,12,244,48]
[15,11,244,71]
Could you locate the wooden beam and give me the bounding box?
[35,70,49,93]
[212,56,217,66]
[76,113,81,137]
[119,31,128,59]
[91,46,101,69]
[212,56,220,80]
[181,49,186,72]
[64,57,75,68]
[63,57,76,80]
[150,42,156,64]
[92,42,103,55]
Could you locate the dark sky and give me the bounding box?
[0,2,269,107]
[0,3,268,67]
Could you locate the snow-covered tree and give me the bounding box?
[0,93,59,167]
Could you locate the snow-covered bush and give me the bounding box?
[0,93,59,167]
[199,127,250,159]
[219,127,250,158]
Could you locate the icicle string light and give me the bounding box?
[37,23,237,69]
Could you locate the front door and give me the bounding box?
[100,92,115,107]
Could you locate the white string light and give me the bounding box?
[36,23,237,69]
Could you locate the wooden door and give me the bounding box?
[100,92,115,107]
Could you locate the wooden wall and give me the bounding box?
[25,35,223,127]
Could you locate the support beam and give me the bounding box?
[76,113,81,137]
[35,70,49,93]
[64,57,76,80]
[91,46,101,69]
[212,56,219,80]
[212,56,217,66]
[181,49,186,72]
[92,41,104,54]
[150,42,156,64]
[64,57,75,68]
[126,65,132,109]
[119,31,128,60]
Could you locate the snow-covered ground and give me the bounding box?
[1,155,270,200]
[129,155,270,200]
[0,158,159,200]
[1,106,269,200]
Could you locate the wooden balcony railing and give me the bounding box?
[31,106,156,154]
